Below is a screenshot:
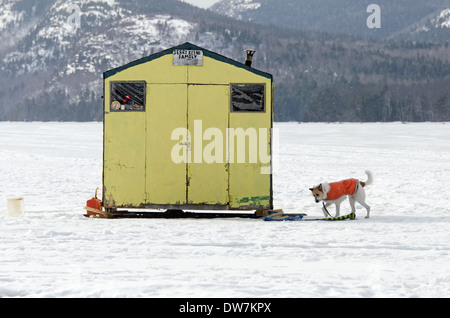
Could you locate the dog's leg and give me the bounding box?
[349,196,356,213]
[334,197,347,217]
[360,201,371,218]
[355,190,370,218]
[334,202,341,217]
[322,202,332,218]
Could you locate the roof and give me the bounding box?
[103,42,273,80]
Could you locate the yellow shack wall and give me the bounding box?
[103,53,272,210]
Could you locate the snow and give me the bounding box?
[1,121,449,298]
[0,1,25,31]
[434,8,450,28]
[210,0,261,20]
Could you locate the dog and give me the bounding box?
[309,170,373,218]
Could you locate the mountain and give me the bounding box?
[1,0,449,122]
[410,8,450,42]
[211,0,450,43]
[0,0,257,120]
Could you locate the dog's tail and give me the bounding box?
[362,170,373,187]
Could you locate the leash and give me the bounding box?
[302,212,356,221]
[322,202,333,218]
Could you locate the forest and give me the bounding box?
[204,21,450,122]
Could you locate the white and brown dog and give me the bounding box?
[309,171,373,218]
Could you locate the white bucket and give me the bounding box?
[6,197,25,218]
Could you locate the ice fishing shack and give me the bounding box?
[101,42,273,215]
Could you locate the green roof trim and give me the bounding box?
[103,42,273,80]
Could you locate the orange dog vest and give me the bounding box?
[325,179,358,200]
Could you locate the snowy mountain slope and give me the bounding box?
[0,0,54,50]
[1,0,196,76]
[210,0,261,20]
[433,8,450,28]
[0,0,262,121]
[410,8,450,41]
[211,0,450,42]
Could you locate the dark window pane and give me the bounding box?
[231,84,265,112]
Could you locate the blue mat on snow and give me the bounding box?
[263,215,303,221]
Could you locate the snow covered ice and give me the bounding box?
[0,121,449,297]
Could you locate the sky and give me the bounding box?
[181,0,222,9]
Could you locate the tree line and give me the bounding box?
[275,76,450,122]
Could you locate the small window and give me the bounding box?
[110,82,145,111]
[231,84,265,112]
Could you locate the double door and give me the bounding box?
[146,84,229,207]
